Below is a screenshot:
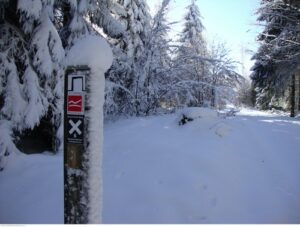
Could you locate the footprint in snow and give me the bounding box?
[214,123,232,138]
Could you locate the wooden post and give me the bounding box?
[64,66,90,224]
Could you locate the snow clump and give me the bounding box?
[66,35,113,73]
[178,107,218,125]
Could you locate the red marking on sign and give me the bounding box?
[68,95,83,113]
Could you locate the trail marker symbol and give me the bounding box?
[66,115,84,144]
[69,119,82,135]
[68,75,86,92]
[67,95,83,113]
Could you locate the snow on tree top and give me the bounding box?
[66,35,113,73]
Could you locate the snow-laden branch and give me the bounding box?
[105,80,135,99]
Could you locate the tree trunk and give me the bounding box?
[295,71,300,116]
[61,1,71,48]
[298,82,300,114]
[290,74,296,117]
[211,87,216,108]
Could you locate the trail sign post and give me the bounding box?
[64,35,113,224]
[64,66,90,224]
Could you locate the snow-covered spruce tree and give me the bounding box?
[0,1,61,169]
[250,0,286,110]
[251,0,300,111]
[173,0,210,108]
[0,24,29,169]
[105,0,151,116]
[18,0,65,152]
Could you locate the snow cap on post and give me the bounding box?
[66,35,113,75]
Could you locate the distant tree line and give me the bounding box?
[0,0,242,169]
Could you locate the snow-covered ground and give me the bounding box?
[1,108,300,224]
[0,153,63,223]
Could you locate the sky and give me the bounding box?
[147,0,262,78]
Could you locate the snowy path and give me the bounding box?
[103,109,300,224]
[0,109,300,224]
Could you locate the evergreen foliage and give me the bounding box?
[105,0,152,116]
[251,0,300,110]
